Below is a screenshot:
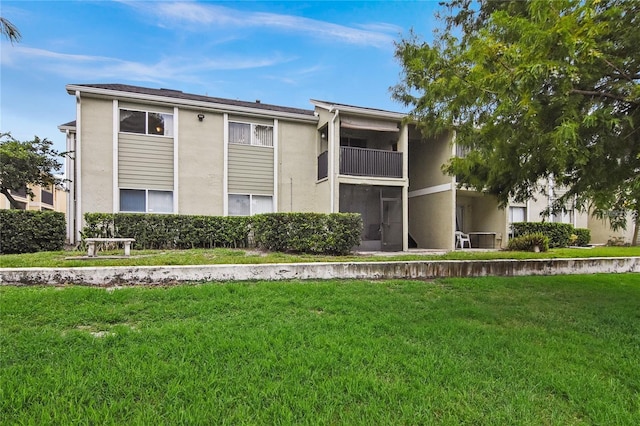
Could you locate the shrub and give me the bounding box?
[574,228,591,246]
[510,222,574,248]
[507,232,549,252]
[0,210,65,254]
[82,213,250,250]
[252,212,362,255]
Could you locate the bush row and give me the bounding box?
[0,210,65,254]
[82,212,363,254]
[511,222,591,248]
[82,213,251,250]
[252,213,363,255]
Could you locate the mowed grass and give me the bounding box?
[1,245,639,268]
[1,275,639,424]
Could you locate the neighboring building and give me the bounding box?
[514,177,635,245]
[61,83,635,250]
[0,183,66,213]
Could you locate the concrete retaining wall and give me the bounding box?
[2,257,639,286]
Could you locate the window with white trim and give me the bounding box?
[228,194,273,216]
[509,206,526,224]
[120,109,173,137]
[120,189,173,213]
[229,122,273,147]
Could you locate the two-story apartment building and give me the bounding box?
[61,84,411,250]
[61,83,635,250]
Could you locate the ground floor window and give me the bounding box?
[509,206,526,224]
[228,194,273,216]
[120,189,173,213]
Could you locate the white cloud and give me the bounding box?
[127,1,396,49]
[1,45,292,82]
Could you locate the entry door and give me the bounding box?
[381,197,403,251]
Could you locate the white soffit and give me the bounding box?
[340,116,399,132]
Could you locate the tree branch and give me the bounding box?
[1,187,21,210]
[569,89,638,104]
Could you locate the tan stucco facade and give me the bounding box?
[277,120,321,212]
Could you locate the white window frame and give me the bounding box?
[119,188,174,214]
[509,206,527,224]
[227,193,274,216]
[119,108,174,137]
[228,121,273,147]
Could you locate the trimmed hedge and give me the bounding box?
[574,228,591,247]
[0,210,65,254]
[252,212,362,255]
[507,232,549,252]
[82,213,251,250]
[510,222,574,248]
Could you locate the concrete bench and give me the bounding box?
[85,238,135,257]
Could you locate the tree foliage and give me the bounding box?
[393,0,640,242]
[0,16,22,44]
[0,133,64,209]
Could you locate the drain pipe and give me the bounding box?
[329,107,339,212]
[74,90,82,243]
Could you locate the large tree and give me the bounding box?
[393,0,640,244]
[0,133,64,209]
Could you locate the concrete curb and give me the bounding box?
[1,257,639,286]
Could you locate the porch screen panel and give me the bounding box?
[119,133,174,190]
[228,144,274,195]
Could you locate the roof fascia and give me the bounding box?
[310,99,405,121]
[67,84,318,123]
[58,124,76,132]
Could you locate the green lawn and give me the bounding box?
[1,275,639,424]
[1,245,639,268]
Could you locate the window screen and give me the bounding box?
[120,189,145,212]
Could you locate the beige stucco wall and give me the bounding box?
[80,97,114,215]
[409,190,455,250]
[277,120,320,212]
[457,193,507,248]
[177,109,225,215]
[588,213,636,245]
[408,131,453,190]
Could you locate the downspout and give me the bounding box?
[74,90,82,243]
[329,108,339,213]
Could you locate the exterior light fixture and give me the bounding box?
[197,113,205,121]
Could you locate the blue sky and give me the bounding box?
[1,0,439,154]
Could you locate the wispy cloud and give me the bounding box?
[1,45,292,83]
[126,1,397,49]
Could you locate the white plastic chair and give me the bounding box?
[455,231,471,249]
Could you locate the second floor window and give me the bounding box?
[229,122,273,147]
[120,109,173,137]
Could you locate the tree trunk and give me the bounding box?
[1,188,21,209]
[632,213,639,246]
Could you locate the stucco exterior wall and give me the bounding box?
[408,132,453,190]
[467,194,508,248]
[588,213,636,245]
[277,120,319,212]
[409,190,455,250]
[177,109,225,215]
[314,180,331,213]
[80,97,114,215]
